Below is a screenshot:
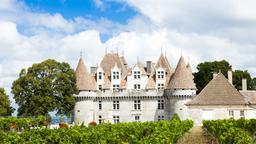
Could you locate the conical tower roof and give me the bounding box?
[167,55,196,89]
[187,73,247,105]
[75,58,96,91]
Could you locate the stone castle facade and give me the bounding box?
[73,52,196,124]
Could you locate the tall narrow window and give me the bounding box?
[158,100,164,110]
[135,115,140,121]
[134,100,141,110]
[113,116,120,123]
[99,115,103,124]
[240,110,244,117]
[229,110,234,117]
[134,84,141,90]
[113,101,120,110]
[99,101,102,110]
[98,72,102,80]
[99,85,102,90]
[113,71,119,79]
[134,71,141,79]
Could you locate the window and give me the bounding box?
[113,84,120,91]
[99,101,102,110]
[158,115,164,121]
[157,83,164,90]
[113,116,120,123]
[157,71,164,79]
[229,110,234,117]
[134,100,141,110]
[98,72,102,80]
[135,115,140,121]
[99,85,102,90]
[99,115,103,124]
[158,100,164,110]
[240,110,245,117]
[113,101,120,110]
[134,71,141,79]
[113,71,119,79]
[134,84,141,90]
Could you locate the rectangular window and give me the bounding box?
[135,115,140,121]
[134,100,141,110]
[134,71,141,79]
[157,71,164,79]
[157,83,164,90]
[158,100,164,110]
[134,84,141,90]
[113,116,120,123]
[99,85,102,90]
[113,71,120,79]
[158,115,164,121]
[240,110,245,117]
[99,115,103,124]
[99,101,102,110]
[113,101,120,110]
[113,84,120,91]
[229,110,234,117]
[98,72,102,80]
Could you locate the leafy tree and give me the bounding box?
[193,60,231,92]
[11,59,78,117]
[233,70,254,90]
[0,88,14,116]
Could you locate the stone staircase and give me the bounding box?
[177,127,218,144]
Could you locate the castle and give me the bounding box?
[74,52,196,124]
[74,52,256,126]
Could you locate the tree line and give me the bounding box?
[0,59,255,117]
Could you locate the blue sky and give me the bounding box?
[24,0,137,24]
[1,0,256,115]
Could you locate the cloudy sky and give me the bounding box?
[1,0,256,112]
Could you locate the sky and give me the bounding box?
[1,0,256,114]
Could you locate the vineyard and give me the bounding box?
[0,116,193,144]
[203,118,256,144]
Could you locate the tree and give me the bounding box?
[233,70,254,90]
[193,60,231,92]
[0,88,14,116]
[12,59,78,117]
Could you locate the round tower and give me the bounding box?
[165,55,196,120]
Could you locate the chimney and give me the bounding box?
[213,72,218,79]
[90,66,97,74]
[242,78,247,91]
[228,70,233,85]
[146,61,152,74]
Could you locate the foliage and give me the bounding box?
[0,116,49,131]
[193,60,231,92]
[194,60,256,93]
[0,88,14,116]
[11,59,78,117]
[0,119,193,144]
[203,119,255,144]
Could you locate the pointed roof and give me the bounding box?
[75,58,96,91]
[167,56,196,89]
[146,53,173,89]
[187,73,247,105]
[133,61,147,75]
[187,62,194,79]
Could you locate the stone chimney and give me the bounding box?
[146,61,153,74]
[213,72,218,79]
[90,66,97,74]
[242,78,247,91]
[228,70,233,85]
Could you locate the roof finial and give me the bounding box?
[116,47,119,54]
[161,47,163,54]
[105,47,108,54]
[181,48,183,56]
[80,50,83,58]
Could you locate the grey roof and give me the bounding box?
[187,73,247,105]
[240,91,256,105]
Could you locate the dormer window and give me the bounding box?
[113,71,119,79]
[134,71,141,79]
[157,83,164,90]
[157,71,164,79]
[98,72,102,80]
